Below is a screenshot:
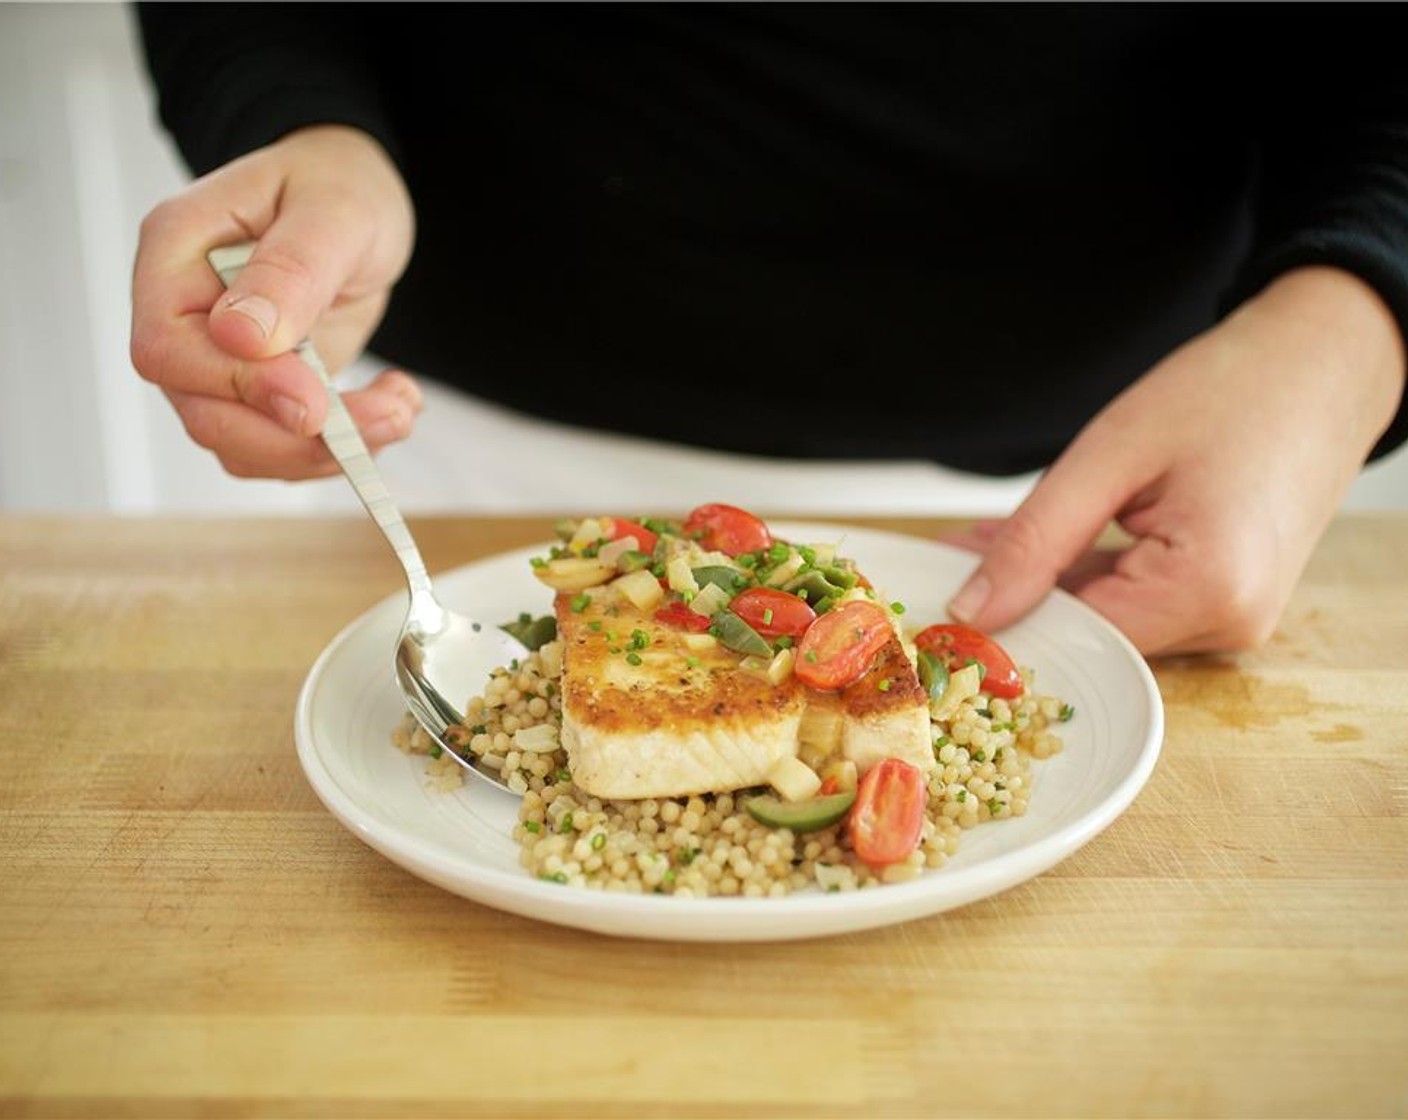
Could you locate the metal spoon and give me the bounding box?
[208,242,526,794]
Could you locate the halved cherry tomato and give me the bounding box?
[847,757,926,868]
[598,516,658,556]
[654,600,712,632]
[682,503,772,557]
[913,623,1024,699]
[729,587,816,641]
[793,599,893,692]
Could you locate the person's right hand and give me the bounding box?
[130,125,421,479]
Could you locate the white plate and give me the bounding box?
[294,522,1163,942]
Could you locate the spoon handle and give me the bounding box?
[207,243,434,601]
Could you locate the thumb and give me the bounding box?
[208,204,368,363]
[946,437,1150,633]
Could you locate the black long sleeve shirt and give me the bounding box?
[136,2,1408,474]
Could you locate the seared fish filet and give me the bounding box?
[556,589,933,800]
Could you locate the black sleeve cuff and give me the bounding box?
[1223,228,1408,465]
[134,2,403,176]
[1218,5,1408,464]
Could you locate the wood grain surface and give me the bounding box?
[1,514,1405,1119]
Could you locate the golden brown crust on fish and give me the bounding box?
[555,590,809,798]
[556,595,804,729]
[843,639,929,716]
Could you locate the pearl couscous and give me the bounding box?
[392,639,1070,897]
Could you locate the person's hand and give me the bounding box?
[130,125,421,479]
[944,266,1406,656]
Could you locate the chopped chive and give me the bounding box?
[523,820,541,833]
[559,812,574,833]
[963,656,988,682]
[570,593,591,613]
[762,608,774,626]
[805,651,819,663]
[626,652,643,666]
[591,832,607,851]
[877,678,892,692]
[1060,703,1075,722]
[890,601,906,614]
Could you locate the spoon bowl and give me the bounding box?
[394,588,527,786]
[210,242,527,794]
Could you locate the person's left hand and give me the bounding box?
[943,266,1406,656]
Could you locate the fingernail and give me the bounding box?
[221,293,278,339]
[948,571,991,622]
[363,410,410,446]
[271,393,308,434]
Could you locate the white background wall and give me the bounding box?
[3,1,1408,516]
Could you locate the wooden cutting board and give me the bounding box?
[1,514,1405,1118]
